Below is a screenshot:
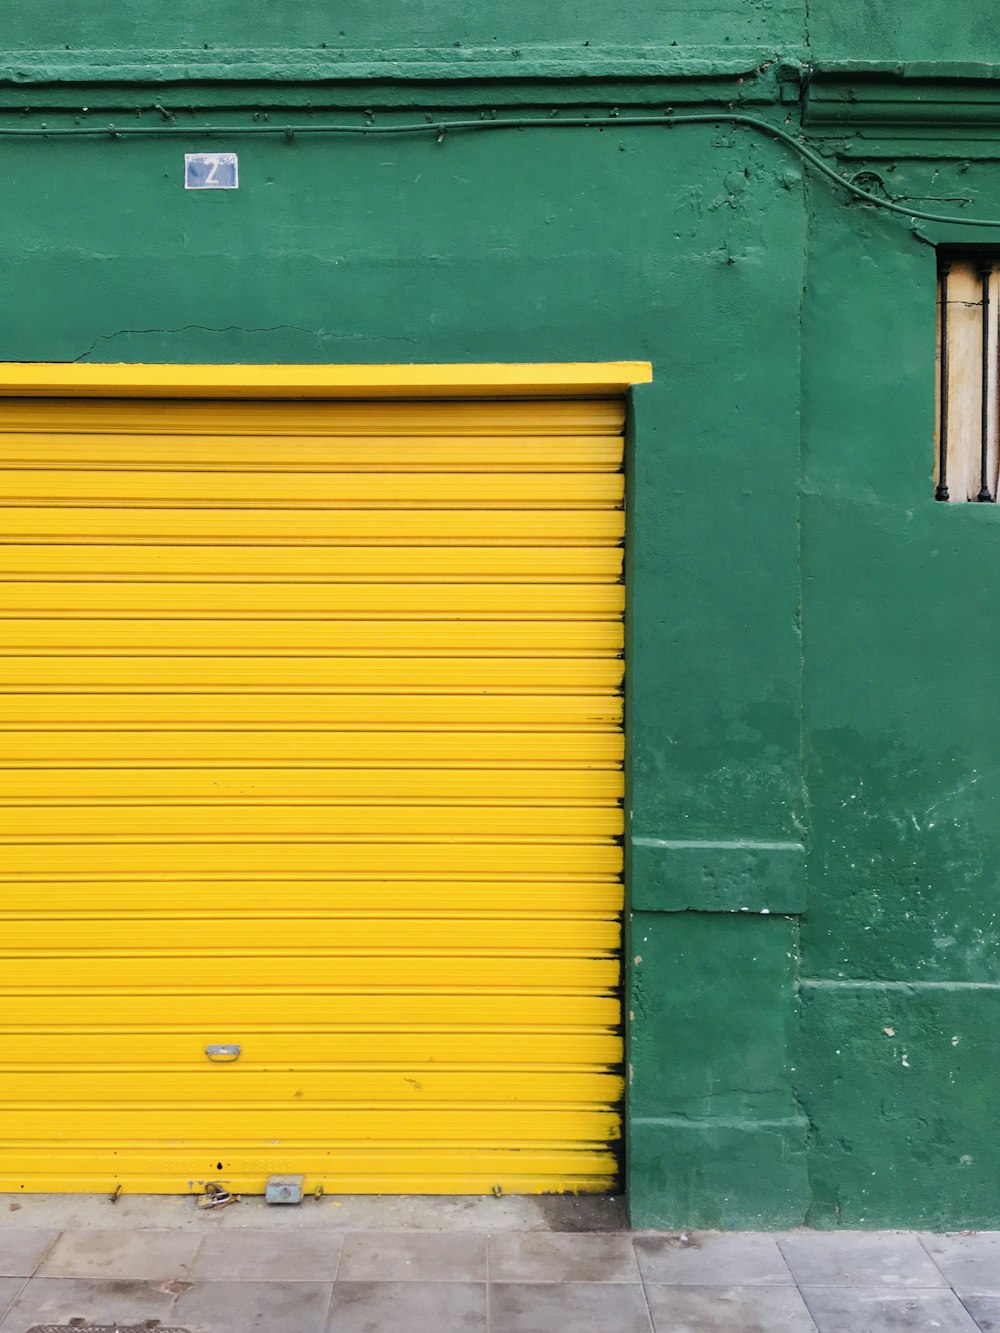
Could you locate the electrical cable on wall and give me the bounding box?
[1,110,998,228]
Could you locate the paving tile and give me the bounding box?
[0,1277,176,1333]
[778,1232,946,1288]
[921,1233,1000,1294]
[337,1230,486,1281]
[38,1228,201,1280]
[800,1286,979,1333]
[633,1232,794,1286]
[190,1228,344,1281]
[327,1281,486,1333]
[490,1231,640,1282]
[961,1294,1000,1330]
[490,1281,653,1333]
[646,1283,818,1332]
[0,1232,56,1278]
[172,1278,332,1332]
[0,1283,24,1326]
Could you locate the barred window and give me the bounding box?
[936,253,1000,502]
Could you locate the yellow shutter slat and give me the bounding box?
[0,619,623,655]
[0,545,624,580]
[0,843,623,876]
[0,992,622,1028]
[0,768,625,801]
[0,507,624,543]
[0,581,624,616]
[0,730,625,764]
[0,804,624,839]
[0,658,626,690]
[0,1031,625,1067]
[0,956,620,992]
[0,397,627,434]
[0,434,624,471]
[0,695,623,729]
[0,881,624,913]
[0,1108,621,1143]
[0,915,621,953]
[0,470,623,506]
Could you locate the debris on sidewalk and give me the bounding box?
[194,1183,239,1211]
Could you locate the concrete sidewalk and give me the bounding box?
[0,1195,996,1331]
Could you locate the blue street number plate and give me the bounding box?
[184,153,239,190]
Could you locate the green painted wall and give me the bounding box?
[8,1,805,54]
[2,1,998,1229]
[797,156,1000,1226]
[809,1,1000,66]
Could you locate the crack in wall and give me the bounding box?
[71,322,320,361]
[71,323,425,362]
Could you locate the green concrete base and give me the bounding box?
[628,1117,811,1230]
[798,982,1000,1229]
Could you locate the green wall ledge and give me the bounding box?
[805,73,1000,132]
[0,48,800,113]
[0,45,798,84]
[630,836,807,914]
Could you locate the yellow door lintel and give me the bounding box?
[0,362,653,399]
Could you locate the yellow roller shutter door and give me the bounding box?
[0,394,625,1195]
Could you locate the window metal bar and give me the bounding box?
[936,260,951,501]
[979,261,994,501]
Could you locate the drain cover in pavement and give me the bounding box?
[27,1326,190,1332]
